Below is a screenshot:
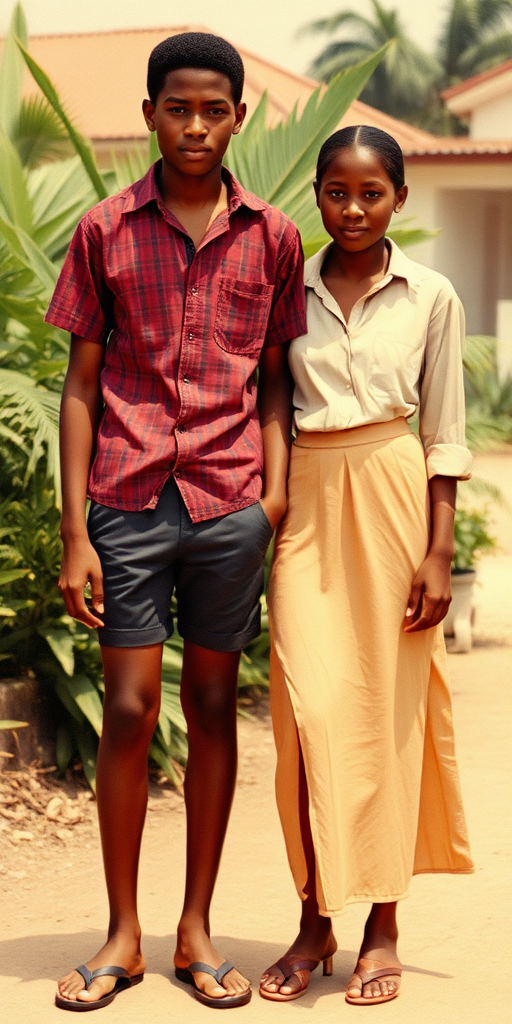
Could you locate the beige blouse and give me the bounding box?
[289,239,472,480]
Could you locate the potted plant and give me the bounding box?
[444,506,497,652]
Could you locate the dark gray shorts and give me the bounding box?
[87,476,273,652]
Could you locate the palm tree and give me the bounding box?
[438,0,512,83]
[300,0,440,121]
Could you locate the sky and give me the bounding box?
[1,0,449,77]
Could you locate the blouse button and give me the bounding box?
[191,286,198,295]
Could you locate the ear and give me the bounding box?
[232,102,247,136]
[394,184,408,213]
[313,180,320,208]
[142,98,156,132]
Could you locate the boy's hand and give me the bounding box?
[58,537,105,629]
[403,551,452,633]
[259,494,287,532]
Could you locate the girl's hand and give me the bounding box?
[403,551,452,633]
[58,536,105,629]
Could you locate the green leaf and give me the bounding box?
[0,567,30,586]
[56,723,75,774]
[0,215,57,293]
[0,126,34,232]
[39,626,75,676]
[62,674,103,737]
[0,719,28,729]
[149,739,182,786]
[70,719,97,790]
[0,4,28,137]
[15,39,108,202]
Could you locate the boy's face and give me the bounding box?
[143,68,246,177]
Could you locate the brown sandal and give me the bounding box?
[259,951,335,1002]
[345,958,402,1005]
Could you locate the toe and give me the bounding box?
[347,974,363,999]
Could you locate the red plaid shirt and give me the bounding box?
[46,164,306,521]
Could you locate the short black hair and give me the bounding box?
[316,126,405,192]
[147,32,245,107]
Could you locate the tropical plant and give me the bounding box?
[301,0,512,133]
[452,505,497,570]
[300,0,440,121]
[439,0,512,83]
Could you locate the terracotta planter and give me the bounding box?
[443,570,477,653]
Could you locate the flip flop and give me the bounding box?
[345,959,402,1005]
[259,951,334,1002]
[55,964,144,1011]
[175,960,252,1008]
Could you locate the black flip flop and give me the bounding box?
[55,964,144,1011]
[175,960,252,1008]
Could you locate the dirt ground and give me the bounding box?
[1,450,511,1023]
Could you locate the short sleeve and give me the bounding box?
[264,223,307,348]
[419,286,472,480]
[44,214,114,344]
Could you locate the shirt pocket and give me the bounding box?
[213,278,274,356]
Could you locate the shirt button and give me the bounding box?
[188,331,194,340]
[183,375,190,384]
[191,286,198,295]
[345,382,351,390]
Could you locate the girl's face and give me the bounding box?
[315,145,407,253]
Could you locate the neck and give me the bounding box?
[327,237,389,282]
[158,160,225,211]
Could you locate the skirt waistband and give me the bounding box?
[294,417,412,449]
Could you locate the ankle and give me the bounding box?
[106,922,142,945]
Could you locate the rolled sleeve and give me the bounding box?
[419,288,472,480]
[264,225,307,347]
[44,215,113,344]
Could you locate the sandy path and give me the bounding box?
[1,450,511,1022]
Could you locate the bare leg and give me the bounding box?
[346,902,401,1001]
[260,744,336,996]
[174,640,250,1000]
[56,643,163,1004]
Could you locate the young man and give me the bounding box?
[46,32,306,1011]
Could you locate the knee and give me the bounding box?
[104,685,160,747]
[182,684,235,738]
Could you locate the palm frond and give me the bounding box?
[0,368,60,499]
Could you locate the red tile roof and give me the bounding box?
[4,26,511,161]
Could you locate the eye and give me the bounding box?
[207,107,227,116]
[365,191,383,199]
[328,190,346,198]
[167,106,187,114]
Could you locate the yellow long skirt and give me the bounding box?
[269,419,474,917]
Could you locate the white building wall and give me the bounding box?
[471,92,512,138]
[395,163,512,334]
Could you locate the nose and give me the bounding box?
[184,113,208,137]
[343,200,363,218]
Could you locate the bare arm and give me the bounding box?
[59,335,105,627]
[404,475,456,633]
[257,343,294,530]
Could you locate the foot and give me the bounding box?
[175,924,250,1002]
[56,934,145,1005]
[346,941,401,1002]
[260,915,336,998]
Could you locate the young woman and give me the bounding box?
[260,126,474,1006]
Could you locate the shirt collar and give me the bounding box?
[121,161,267,216]
[304,237,421,294]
